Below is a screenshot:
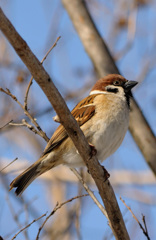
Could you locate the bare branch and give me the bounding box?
[0,158,18,173]
[36,194,88,240]
[142,215,150,240]
[75,176,83,240]
[24,36,61,110]
[0,87,49,142]
[6,196,24,236]
[120,197,150,240]
[12,213,47,240]
[24,75,33,111]
[70,168,108,217]
[9,119,45,138]
[41,36,61,63]
[0,120,13,130]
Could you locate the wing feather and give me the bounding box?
[42,95,96,156]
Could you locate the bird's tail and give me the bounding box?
[10,162,42,196]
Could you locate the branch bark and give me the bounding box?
[62,0,156,176]
[0,7,130,240]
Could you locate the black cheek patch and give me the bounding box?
[106,87,119,93]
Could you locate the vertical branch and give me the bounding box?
[62,0,156,176]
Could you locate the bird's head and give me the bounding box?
[90,74,138,106]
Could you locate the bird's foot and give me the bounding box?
[102,166,110,181]
[89,143,97,157]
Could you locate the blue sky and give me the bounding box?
[0,0,156,239]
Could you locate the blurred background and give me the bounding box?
[0,0,156,239]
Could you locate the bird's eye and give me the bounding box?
[113,80,120,86]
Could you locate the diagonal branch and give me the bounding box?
[0,8,130,240]
[12,212,47,240]
[120,197,150,240]
[62,0,156,176]
[70,167,108,217]
[36,194,88,240]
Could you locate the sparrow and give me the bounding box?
[10,74,137,195]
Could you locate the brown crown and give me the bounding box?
[91,74,127,91]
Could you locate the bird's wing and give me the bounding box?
[42,95,96,156]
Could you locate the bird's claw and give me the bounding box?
[102,166,110,181]
[89,143,97,157]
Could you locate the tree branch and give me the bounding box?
[62,0,156,176]
[36,194,88,240]
[120,197,150,240]
[0,8,130,239]
[12,213,47,240]
[70,168,108,217]
[0,87,49,141]
[24,36,61,110]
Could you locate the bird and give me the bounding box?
[10,74,138,195]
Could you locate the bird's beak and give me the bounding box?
[124,81,138,91]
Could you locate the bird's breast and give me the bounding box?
[90,96,129,161]
[62,94,129,167]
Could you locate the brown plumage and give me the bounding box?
[10,74,137,195]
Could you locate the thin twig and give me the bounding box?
[9,119,42,137]
[142,215,150,240]
[41,36,61,63]
[0,87,49,142]
[11,213,47,240]
[120,197,150,240]
[36,194,88,240]
[75,169,83,240]
[0,120,13,130]
[6,196,28,240]
[24,75,33,111]
[70,168,108,218]
[24,36,61,110]
[9,122,25,127]
[0,158,18,173]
